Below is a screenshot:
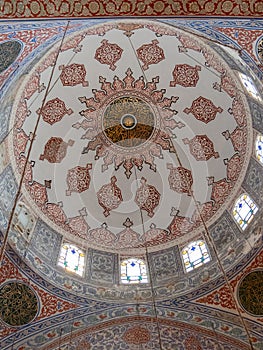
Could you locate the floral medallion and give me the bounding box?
[135,177,160,217]
[97,176,123,217]
[76,68,181,178]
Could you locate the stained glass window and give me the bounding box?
[12,202,35,239]
[58,242,85,277]
[182,240,210,272]
[255,134,263,164]
[233,194,258,230]
[239,73,261,101]
[120,258,148,284]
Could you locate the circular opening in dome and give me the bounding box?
[121,114,137,130]
[103,96,155,148]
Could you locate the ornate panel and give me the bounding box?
[148,246,181,284]
[209,210,239,252]
[87,249,118,285]
[242,157,263,206]
[0,165,18,212]
[29,219,62,264]
[248,97,263,134]
[0,100,12,143]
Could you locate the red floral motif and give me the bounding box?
[95,39,123,70]
[169,215,194,237]
[116,218,140,248]
[217,28,263,63]
[24,73,45,100]
[15,98,30,129]
[36,50,58,73]
[167,164,193,195]
[229,95,247,127]
[177,34,202,52]
[35,285,78,321]
[38,97,73,125]
[97,176,123,217]
[191,201,215,224]
[221,74,237,98]
[61,34,85,52]
[183,135,219,161]
[135,177,160,217]
[14,129,29,157]
[117,23,144,37]
[68,215,90,239]
[88,223,116,247]
[59,63,88,87]
[225,154,243,182]
[123,326,150,345]
[28,181,48,207]
[17,156,33,183]
[202,48,225,74]
[170,64,201,87]
[184,96,223,124]
[45,203,67,225]
[77,68,180,177]
[222,128,247,154]
[196,283,236,310]
[184,336,202,350]
[209,178,232,205]
[66,163,92,195]
[136,39,165,70]
[141,223,169,247]
[39,137,74,163]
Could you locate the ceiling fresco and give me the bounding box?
[0,0,262,18]
[0,17,262,350]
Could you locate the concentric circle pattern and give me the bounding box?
[9,20,252,253]
[103,96,155,147]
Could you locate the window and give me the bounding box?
[255,134,263,164]
[120,258,148,284]
[12,202,35,239]
[182,240,210,272]
[239,73,261,101]
[233,194,258,230]
[58,242,85,277]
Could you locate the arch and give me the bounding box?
[182,240,210,272]
[120,257,148,284]
[57,242,85,277]
[232,193,258,230]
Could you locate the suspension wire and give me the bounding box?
[134,167,163,350]
[127,28,255,350]
[170,139,255,349]
[126,33,166,349]
[0,20,71,266]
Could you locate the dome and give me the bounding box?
[0,17,262,350]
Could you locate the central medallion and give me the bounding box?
[103,96,155,148]
[121,114,137,130]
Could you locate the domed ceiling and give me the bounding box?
[9,20,252,253]
[0,17,263,350]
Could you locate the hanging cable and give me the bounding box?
[133,166,164,350]
[0,21,71,266]
[127,27,255,350]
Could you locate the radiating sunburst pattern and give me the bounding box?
[75,68,183,178]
